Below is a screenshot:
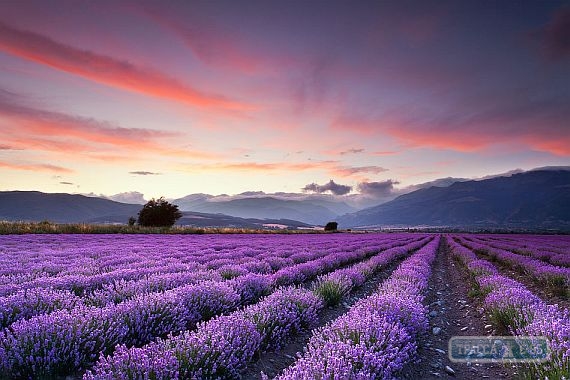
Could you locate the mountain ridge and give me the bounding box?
[0,191,313,229]
[336,170,570,229]
[2,168,568,230]
[173,196,355,225]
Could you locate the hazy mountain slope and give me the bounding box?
[337,170,570,229]
[172,193,215,210]
[173,196,349,225]
[0,191,314,228]
[0,191,141,223]
[176,212,312,229]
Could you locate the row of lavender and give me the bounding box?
[83,237,434,379]
[468,234,570,267]
[486,234,570,255]
[0,234,406,295]
[0,234,429,378]
[274,235,440,379]
[0,234,416,328]
[448,237,569,378]
[456,235,570,297]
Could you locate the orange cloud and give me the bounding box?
[372,150,399,156]
[0,22,251,111]
[0,137,139,163]
[193,162,323,172]
[184,160,388,179]
[139,7,300,76]
[332,110,570,156]
[525,138,570,157]
[386,127,491,152]
[150,16,261,74]
[322,147,365,156]
[330,165,388,177]
[388,123,570,156]
[2,136,94,153]
[0,94,222,160]
[0,160,73,173]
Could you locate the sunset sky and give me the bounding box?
[0,0,568,200]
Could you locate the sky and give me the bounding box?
[0,0,569,200]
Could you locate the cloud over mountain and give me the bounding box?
[303,180,352,195]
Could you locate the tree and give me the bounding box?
[127,216,136,226]
[324,221,338,231]
[137,197,182,227]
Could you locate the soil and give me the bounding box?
[398,240,521,380]
[241,253,409,379]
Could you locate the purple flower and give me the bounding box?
[242,287,323,351]
[83,343,179,380]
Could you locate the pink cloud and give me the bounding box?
[0,92,222,160]
[322,147,365,156]
[2,136,94,154]
[0,160,73,173]
[331,96,570,156]
[136,5,301,76]
[0,22,251,111]
[372,151,399,156]
[190,161,327,173]
[330,165,389,177]
[149,15,262,74]
[184,160,388,179]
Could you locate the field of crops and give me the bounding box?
[0,233,568,379]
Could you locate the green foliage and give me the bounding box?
[540,274,568,297]
[488,305,534,332]
[324,222,338,231]
[521,356,569,380]
[313,279,350,306]
[218,267,243,280]
[127,217,136,226]
[0,221,322,235]
[137,197,182,227]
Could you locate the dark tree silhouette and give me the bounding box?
[324,221,338,231]
[127,216,136,226]
[137,197,182,227]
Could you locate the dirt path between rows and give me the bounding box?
[398,240,520,379]
[242,253,409,379]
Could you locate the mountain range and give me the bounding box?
[0,191,314,229]
[337,169,570,230]
[0,191,141,224]
[1,168,568,230]
[173,194,355,225]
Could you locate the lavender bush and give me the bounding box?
[83,343,179,380]
[312,272,353,306]
[0,287,81,328]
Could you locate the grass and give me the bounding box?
[0,221,324,235]
[521,355,569,380]
[312,279,351,306]
[538,273,569,298]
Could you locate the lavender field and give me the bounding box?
[0,233,568,379]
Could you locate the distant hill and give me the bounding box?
[0,191,141,223]
[0,191,313,229]
[4,168,568,230]
[177,212,313,229]
[337,170,570,230]
[173,196,355,225]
